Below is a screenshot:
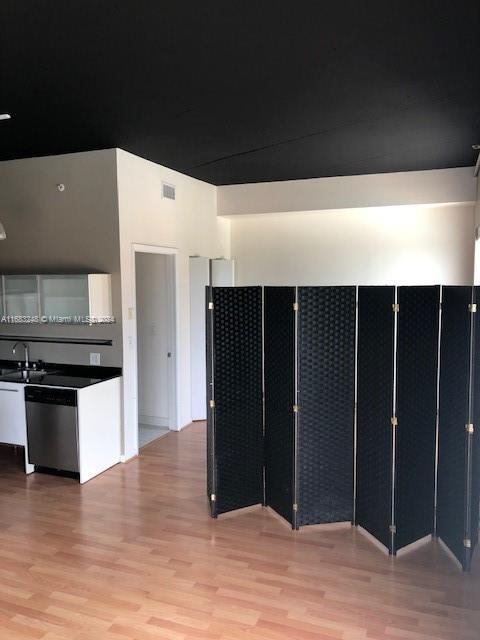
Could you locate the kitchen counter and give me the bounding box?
[0,360,121,388]
[0,361,122,483]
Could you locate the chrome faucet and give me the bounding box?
[12,342,30,369]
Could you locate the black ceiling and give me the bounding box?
[1,1,479,185]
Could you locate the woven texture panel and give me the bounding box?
[297,286,356,526]
[212,287,264,515]
[437,286,471,568]
[356,286,395,549]
[206,286,214,502]
[264,287,296,525]
[395,286,439,550]
[470,287,480,552]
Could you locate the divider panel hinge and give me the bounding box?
[208,301,214,310]
[389,525,397,534]
[209,399,216,409]
[210,494,216,502]
[293,404,299,413]
[464,538,472,548]
[466,423,475,434]
[391,416,398,427]
[293,503,298,512]
[293,302,299,311]
[469,303,477,313]
[392,303,400,313]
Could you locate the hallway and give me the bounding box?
[0,425,479,640]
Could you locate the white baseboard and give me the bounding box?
[396,534,431,557]
[120,453,138,463]
[357,525,390,555]
[265,506,294,529]
[300,520,352,532]
[437,537,464,570]
[139,414,169,428]
[170,419,195,432]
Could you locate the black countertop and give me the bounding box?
[0,360,122,388]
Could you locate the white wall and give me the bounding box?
[189,256,210,421]
[231,205,475,286]
[211,258,235,286]
[218,167,476,216]
[136,253,170,427]
[476,174,480,226]
[474,176,480,285]
[117,149,231,459]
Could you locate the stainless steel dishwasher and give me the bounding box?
[25,386,79,472]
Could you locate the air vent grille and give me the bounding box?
[162,182,176,200]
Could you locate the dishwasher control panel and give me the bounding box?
[25,386,77,406]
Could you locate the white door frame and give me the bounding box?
[131,243,178,452]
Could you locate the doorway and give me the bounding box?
[134,249,177,449]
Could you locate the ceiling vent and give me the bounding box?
[162,182,176,200]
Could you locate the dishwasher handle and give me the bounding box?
[25,386,77,407]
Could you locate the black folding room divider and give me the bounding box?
[206,286,263,518]
[356,286,440,555]
[265,286,357,529]
[356,286,395,551]
[437,286,480,571]
[395,286,440,552]
[208,286,357,528]
[264,287,296,526]
[206,284,480,571]
[296,287,356,528]
[471,286,480,559]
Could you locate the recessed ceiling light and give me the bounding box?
[0,114,11,121]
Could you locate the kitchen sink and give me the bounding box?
[0,368,16,376]
[0,369,49,381]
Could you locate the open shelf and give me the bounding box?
[0,335,112,346]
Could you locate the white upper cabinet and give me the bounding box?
[1,274,112,324]
[87,274,112,322]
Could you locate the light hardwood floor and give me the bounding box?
[0,424,479,640]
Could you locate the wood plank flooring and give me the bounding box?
[0,424,479,640]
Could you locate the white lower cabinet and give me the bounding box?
[0,382,34,473]
[0,383,27,445]
[77,377,122,483]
